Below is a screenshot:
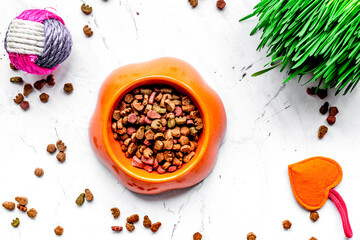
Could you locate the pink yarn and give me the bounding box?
[329,189,353,238]
[6,9,66,75]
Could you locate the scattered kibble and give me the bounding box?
[10,63,17,71]
[327,115,336,125]
[11,218,20,227]
[111,207,120,219]
[85,189,94,201]
[34,79,46,90]
[306,87,316,95]
[76,193,85,206]
[310,211,319,222]
[329,106,339,116]
[319,102,329,115]
[126,222,135,232]
[127,214,139,223]
[111,226,123,232]
[47,144,57,154]
[81,3,92,14]
[188,0,198,7]
[150,222,161,233]
[317,89,327,99]
[34,168,44,177]
[10,76,23,83]
[39,93,49,103]
[247,232,256,240]
[216,0,226,9]
[309,237,317,240]
[14,93,24,104]
[83,25,93,37]
[56,140,67,152]
[46,74,55,86]
[64,83,74,93]
[17,204,27,212]
[23,83,33,96]
[15,197,28,206]
[318,125,328,139]
[2,201,15,210]
[282,220,292,229]
[27,208,37,218]
[56,152,66,162]
[54,225,64,235]
[20,101,30,110]
[193,232,202,240]
[143,215,152,228]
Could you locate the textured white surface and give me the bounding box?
[1,0,360,240]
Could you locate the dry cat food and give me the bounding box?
[23,83,33,96]
[17,204,27,212]
[47,144,57,154]
[111,207,120,219]
[318,125,328,139]
[310,211,319,222]
[193,232,202,240]
[306,87,327,99]
[15,197,28,206]
[143,215,152,228]
[150,222,161,233]
[85,189,94,201]
[10,62,17,70]
[11,218,20,227]
[14,93,24,104]
[329,106,339,116]
[309,237,317,240]
[46,74,55,86]
[81,3,92,14]
[83,25,93,37]
[76,193,85,206]
[111,85,203,174]
[54,225,64,235]
[20,101,30,111]
[247,232,256,240]
[10,76,23,83]
[282,219,292,229]
[216,0,226,9]
[34,168,44,177]
[126,222,135,232]
[27,208,37,218]
[2,201,15,210]
[39,93,49,103]
[189,0,198,7]
[126,214,139,232]
[319,102,329,115]
[64,83,74,93]
[34,79,46,90]
[112,226,123,232]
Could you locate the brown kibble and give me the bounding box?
[83,25,93,37]
[14,93,24,104]
[150,222,161,233]
[20,101,30,110]
[47,144,57,154]
[319,102,329,115]
[188,0,198,7]
[56,152,66,162]
[10,76,23,83]
[34,79,46,90]
[306,87,316,95]
[127,214,139,223]
[56,140,67,152]
[64,83,74,93]
[23,83,33,96]
[46,74,55,86]
[15,197,28,206]
[282,220,292,229]
[17,204,27,212]
[317,88,327,99]
[126,222,135,232]
[329,106,339,116]
[310,211,319,222]
[309,237,317,240]
[193,232,202,240]
[143,215,152,228]
[34,168,44,177]
[247,232,256,240]
[10,63,17,70]
[81,3,92,15]
[85,189,93,201]
[39,93,49,103]
[54,226,64,235]
[318,125,328,139]
[27,208,37,218]
[2,202,15,210]
[111,207,120,219]
[327,115,336,125]
[216,0,226,9]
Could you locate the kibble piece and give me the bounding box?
[56,140,67,152]
[150,222,161,233]
[189,0,198,7]
[317,88,327,99]
[318,125,328,139]
[307,87,316,95]
[310,211,319,222]
[143,215,152,228]
[34,168,44,177]
[127,214,139,223]
[27,208,37,218]
[85,189,94,201]
[46,74,55,86]
[34,79,46,90]
[20,101,30,110]
[327,115,336,125]
[47,144,57,153]
[64,83,74,93]
[23,83,33,96]
[111,207,120,219]
[2,201,15,210]
[111,226,123,232]
[39,93,49,103]
[10,63,17,70]
[11,218,20,227]
[17,204,27,212]
[216,0,226,9]
[81,3,92,14]
[54,226,64,235]
[14,93,24,104]
[15,197,28,206]
[193,232,202,240]
[83,25,93,37]
[56,152,66,162]
[329,106,339,116]
[282,220,292,229]
[10,76,23,83]
[309,237,317,240]
[247,232,256,240]
[126,222,135,232]
[319,102,329,115]
[76,193,85,206]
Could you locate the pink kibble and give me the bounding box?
[186,119,194,125]
[144,165,153,173]
[175,106,182,117]
[127,127,136,135]
[157,166,166,174]
[145,117,152,124]
[119,140,124,146]
[147,110,161,119]
[132,156,145,169]
[149,92,156,105]
[127,113,137,123]
[186,115,191,119]
[139,116,146,124]
[153,159,159,169]
[173,139,177,144]
[144,139,151,146]
[161,126,166,132]
[168,166,177,172]
[141,155,154,165]
[166,113,175,119]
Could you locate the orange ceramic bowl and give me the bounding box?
[89,57,226,194]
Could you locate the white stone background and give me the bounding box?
[1,0,360,239]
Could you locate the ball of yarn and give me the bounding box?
[4,9,72,75]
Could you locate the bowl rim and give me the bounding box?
[102,75,210,183]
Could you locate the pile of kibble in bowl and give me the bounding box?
[111,86,203,174]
